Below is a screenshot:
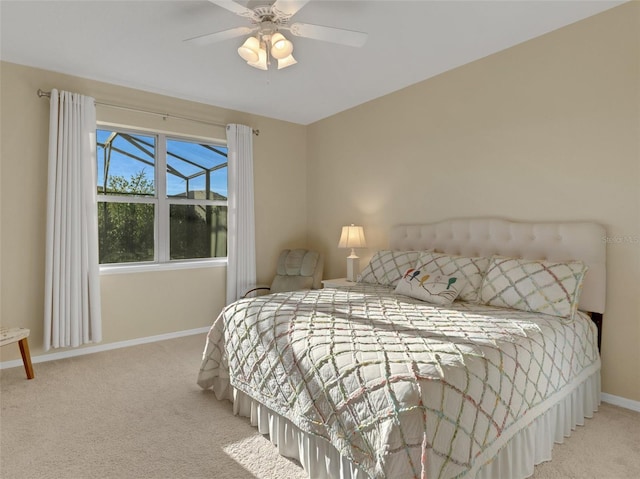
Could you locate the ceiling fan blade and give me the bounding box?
[207,0,259,21]
[289,23,367,47]
[184,26,254,46]
[272,0,310,18]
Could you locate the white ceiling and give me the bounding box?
[0,1,625,125]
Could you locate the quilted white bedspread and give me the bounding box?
[198,284,600,479]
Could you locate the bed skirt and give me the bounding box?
[214,369,600,479]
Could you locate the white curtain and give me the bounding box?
[225,124,256,304]
[44,89,102,351]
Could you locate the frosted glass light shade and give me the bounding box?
[277,54,297,69]
[271,32,293,60]
[238,36,260,62]
[248,47,268,70]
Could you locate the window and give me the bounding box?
[96,128,228,266]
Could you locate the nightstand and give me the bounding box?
[322,278,357,289]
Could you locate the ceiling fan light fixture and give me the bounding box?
[277,53,297,70]
[270,32,293,59]
[237,36,260,62]
[186,1,369,72]
[248,46,268,70]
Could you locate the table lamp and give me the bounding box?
[338,224,367,282]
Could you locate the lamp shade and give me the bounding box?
[248,46,268,70]
[238,36,260,62]
[338,224,367,249]
[270,32,293,60]
[277,54,297,69]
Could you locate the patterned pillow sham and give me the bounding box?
[480,255,588,319]
[395,268,466,305]
[414,251,490,302]
[357,250,422,287]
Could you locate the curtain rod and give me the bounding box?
[37,89,259,136]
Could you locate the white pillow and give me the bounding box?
[357,250,422,287]
[414,251,490,302]
[480,255,588,319]
[395,268,466,305]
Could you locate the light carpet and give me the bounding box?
[1,334,639,479]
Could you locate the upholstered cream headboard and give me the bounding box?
[390,218,606,314]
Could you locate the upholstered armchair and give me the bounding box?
[243,249,324,298]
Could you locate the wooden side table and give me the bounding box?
[0,328,35,379]
[321,278,358,289]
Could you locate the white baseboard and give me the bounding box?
[0,327,210,370]
[601,393,640,413]
[3,331,639,414]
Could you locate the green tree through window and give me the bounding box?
[98,170,155,264]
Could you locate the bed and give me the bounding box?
[198,218,605,479]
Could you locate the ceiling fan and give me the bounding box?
[185,0,368,70]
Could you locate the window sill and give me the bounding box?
[99,258,227,275]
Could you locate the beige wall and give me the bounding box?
[0,62,307,360]
[307,3,639,401]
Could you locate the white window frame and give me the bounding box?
[96,125,228,274]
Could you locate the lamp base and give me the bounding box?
[346,255,360,282]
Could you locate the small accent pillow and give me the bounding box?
[415,251,490,302]
[357,250,422,287]
[395,269,466,305]
[480,256,588,319]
